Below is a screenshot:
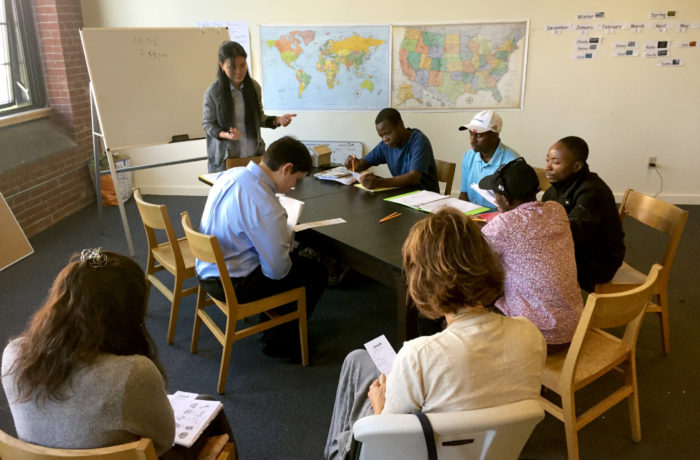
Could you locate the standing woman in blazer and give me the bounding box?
[203,40,297,172]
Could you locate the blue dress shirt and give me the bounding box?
[459,141,520,209]
[195,162,291,280]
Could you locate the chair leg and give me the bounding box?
[217,313,236,394]
[561,391,580,460]
[626,361,642,442]
[657,292,671,355]
[166,274,184,345]
[298,293,309,367]
[144,255,155,307]
[191,288,205,354]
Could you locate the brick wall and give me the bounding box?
[0,0,93,237]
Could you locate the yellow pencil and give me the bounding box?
[379,212,401,223]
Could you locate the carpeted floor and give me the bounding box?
[0,196,697,459]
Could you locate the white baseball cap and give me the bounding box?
[458,110,503,134]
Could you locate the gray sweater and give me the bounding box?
[2,338,175,454]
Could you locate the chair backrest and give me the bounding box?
[226,155,262,170]
[435,160,456,196]
[532,167,551,193]
[353,399,544,460]
[561,264,662,382]
[618,189,688,287]
[180,212,239,306]
[133,188,185,267]
[0,429,157,460]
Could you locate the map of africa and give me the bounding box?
[392,22,528,110]
[260,26,390,110]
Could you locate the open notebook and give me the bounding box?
[168,391,223,448]
[385,190,489,216]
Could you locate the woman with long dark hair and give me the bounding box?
[2,249,175,454]
[203,40,296,172]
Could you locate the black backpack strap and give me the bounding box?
[415,412,438,460]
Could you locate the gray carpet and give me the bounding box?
[0,196,697,459]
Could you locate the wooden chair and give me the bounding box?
[225,155,262,170]
[353,399,544,460]
[435,160,456,196]
[533,166,551,192]
[540,264,662,460]
[594,189,688,355]
[0,431,158,459]
[0,430,236,460]
[133,188,197,345]
[180,211,309,394]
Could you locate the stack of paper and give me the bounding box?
[168,391,223,448]
[385,190,488,216]
[314,166,362,185]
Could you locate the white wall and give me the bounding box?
[82,0,700,203]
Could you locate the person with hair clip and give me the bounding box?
[324,208,546,460]
[1,249,233,459]
[203,40,297,172]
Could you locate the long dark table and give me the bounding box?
[287,177,427,345]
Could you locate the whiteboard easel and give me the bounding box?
[80,27,232,255]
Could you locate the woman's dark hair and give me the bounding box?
[402,208,504,319]
[6,250,165,402]
[217,41,261,140]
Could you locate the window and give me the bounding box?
[0,0,45,115]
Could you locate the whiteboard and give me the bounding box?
[80,27,230,150]
[0,192,33,271]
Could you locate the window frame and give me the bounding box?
[0,0,46,116]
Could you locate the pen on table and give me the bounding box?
[379,212,401,223]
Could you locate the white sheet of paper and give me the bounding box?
[390,190,445,208]
[277,194,305,248]
[420,197,485,214]
[364,334,397,375]
[470,183,498,207]
[294,218,346,232]
[196,21,251,70]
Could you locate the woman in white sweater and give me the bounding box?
[324,208,547,460]
[2,249,175,455]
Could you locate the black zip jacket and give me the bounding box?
[542,164,625,291]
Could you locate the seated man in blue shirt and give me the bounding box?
[458,110,519,209]
[196,136,327,360]
[344,108,439,192]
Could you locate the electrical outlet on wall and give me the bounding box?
[648,156,657,167]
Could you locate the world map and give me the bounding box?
[392,22,528,110]
[260,26,390,110]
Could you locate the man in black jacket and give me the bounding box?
[542,136,625,292]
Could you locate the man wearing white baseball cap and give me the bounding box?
[457,110,520,209]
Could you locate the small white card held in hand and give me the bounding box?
[364,334,397,375]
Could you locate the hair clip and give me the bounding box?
[80,247,108,268]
